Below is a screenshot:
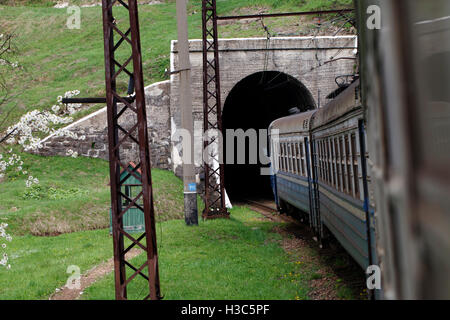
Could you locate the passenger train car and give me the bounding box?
[269,80,377,273]
[269,0,450,300]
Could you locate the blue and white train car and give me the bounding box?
[269,80,378,271]
[269,111,317,228]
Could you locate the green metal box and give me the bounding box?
[109,207,145,234]
[109,162,146,234]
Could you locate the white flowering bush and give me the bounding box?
[4,90,85,152]
[0,223,12,269]
[0,90,86,184]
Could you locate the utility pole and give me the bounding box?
[176,0,198,225]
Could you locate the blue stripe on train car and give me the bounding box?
[318,183,377,269]
[274,172,378,270]
[276,173,311,214]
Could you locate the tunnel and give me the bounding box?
[222,71,316,201]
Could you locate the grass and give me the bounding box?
[83,206,314,300]
[0,228,113,299]
[0,205,354,300]
[0,0,353,129]
[0,152,186,236]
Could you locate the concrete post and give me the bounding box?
[176,0,198,225]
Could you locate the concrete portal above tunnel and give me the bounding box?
[169,36,358,176]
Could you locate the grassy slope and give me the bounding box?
[0,228,113,299]
[0,151,188,299]
[83,207,312,300]
[0,152,187,236]
[1,206,351,300]
[0,0,353,128]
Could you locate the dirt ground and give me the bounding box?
[49,248,142,300]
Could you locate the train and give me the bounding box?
[268,79,378,280]
[268,0,450,299]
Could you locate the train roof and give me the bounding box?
[268,80,361,135]
[269,110,317,135]
[311,79,361,130]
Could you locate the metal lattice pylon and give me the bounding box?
[101,0,161,300]
[201,0,229,219]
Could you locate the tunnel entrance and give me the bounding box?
[222,71,316,201]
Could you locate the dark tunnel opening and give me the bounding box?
[222,71,316,201]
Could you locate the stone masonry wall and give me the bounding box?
[169,36,358,173]
[35,80,172,169]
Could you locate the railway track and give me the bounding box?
[243,198,300,224]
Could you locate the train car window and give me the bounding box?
[287,143,290,173]
[316,141,323,181]
[329,139,333,186]
[322,140,326,183]
[317,141,323,181]
[322,140,328,183]
[285,143,288,173]
[345,135,352,196]
[294,143,297,175]
[325,140,328,183]
[331,138,337,188]
[326,139,332,186]
[339,137,346,193]
[280,143,284,172]
[321,140,326,182]
[343,136,348,194]
[316,141,320,180]
[293,143,298,175]
[300,142,305,177]
[323,140,326,182]
[299,142,303,177]
[317,141,321,181]
[286,143,289,173]
[319,140,324,183]
[286,143,290,173]
[278,142,283,172]
[289,142,293,174]
[351,133,360,199]
[329,138,333,187]
[291,143,294,174]
[334,138,341,192]
[278,143,282,172]
[292,142,296,175]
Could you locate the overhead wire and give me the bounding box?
[259,11,356,88]
[259,17,272,85]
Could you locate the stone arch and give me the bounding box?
[222,71,316,199]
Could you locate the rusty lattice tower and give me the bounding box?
[102,0,161,300]
[201,0,229,219]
